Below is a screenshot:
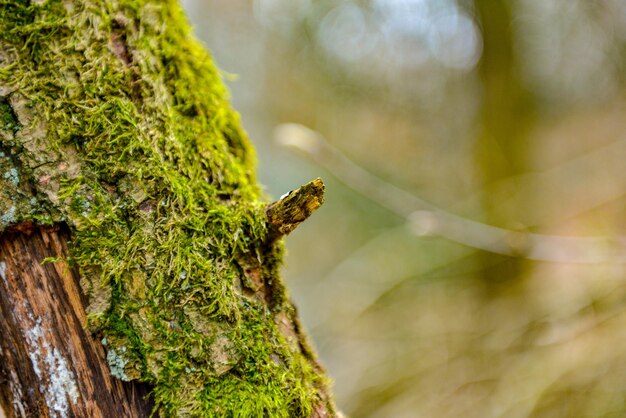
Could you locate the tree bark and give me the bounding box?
[0,224,153,417]
[0,0,336,416]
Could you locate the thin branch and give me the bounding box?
[274,123,626,264]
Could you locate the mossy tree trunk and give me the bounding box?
[0,1,336,417]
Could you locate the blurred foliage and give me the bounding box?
[182,0,626,416]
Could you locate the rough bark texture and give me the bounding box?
[266,178,325,240]
[0,224,153,417]
[0,0,336,416]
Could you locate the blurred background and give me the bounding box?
[181,1,626,417]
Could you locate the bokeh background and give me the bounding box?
[181,1,626,417]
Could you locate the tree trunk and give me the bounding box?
[0,1,336,417]
[473,0,536,289]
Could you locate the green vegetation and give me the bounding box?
[0,0,331,415]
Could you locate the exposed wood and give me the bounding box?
[0,224,153,418]
[266,178,325,240]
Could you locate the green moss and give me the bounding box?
[0,0,334,416]
[0,99,19,133]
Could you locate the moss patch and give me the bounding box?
[0,98,19,134]
[0,0,333,416]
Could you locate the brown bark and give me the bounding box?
[0,224,153,418]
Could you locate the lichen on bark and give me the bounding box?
[0,0,335,416]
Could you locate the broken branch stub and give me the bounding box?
[265,178,325,239]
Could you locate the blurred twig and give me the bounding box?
[275,123,626,264]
